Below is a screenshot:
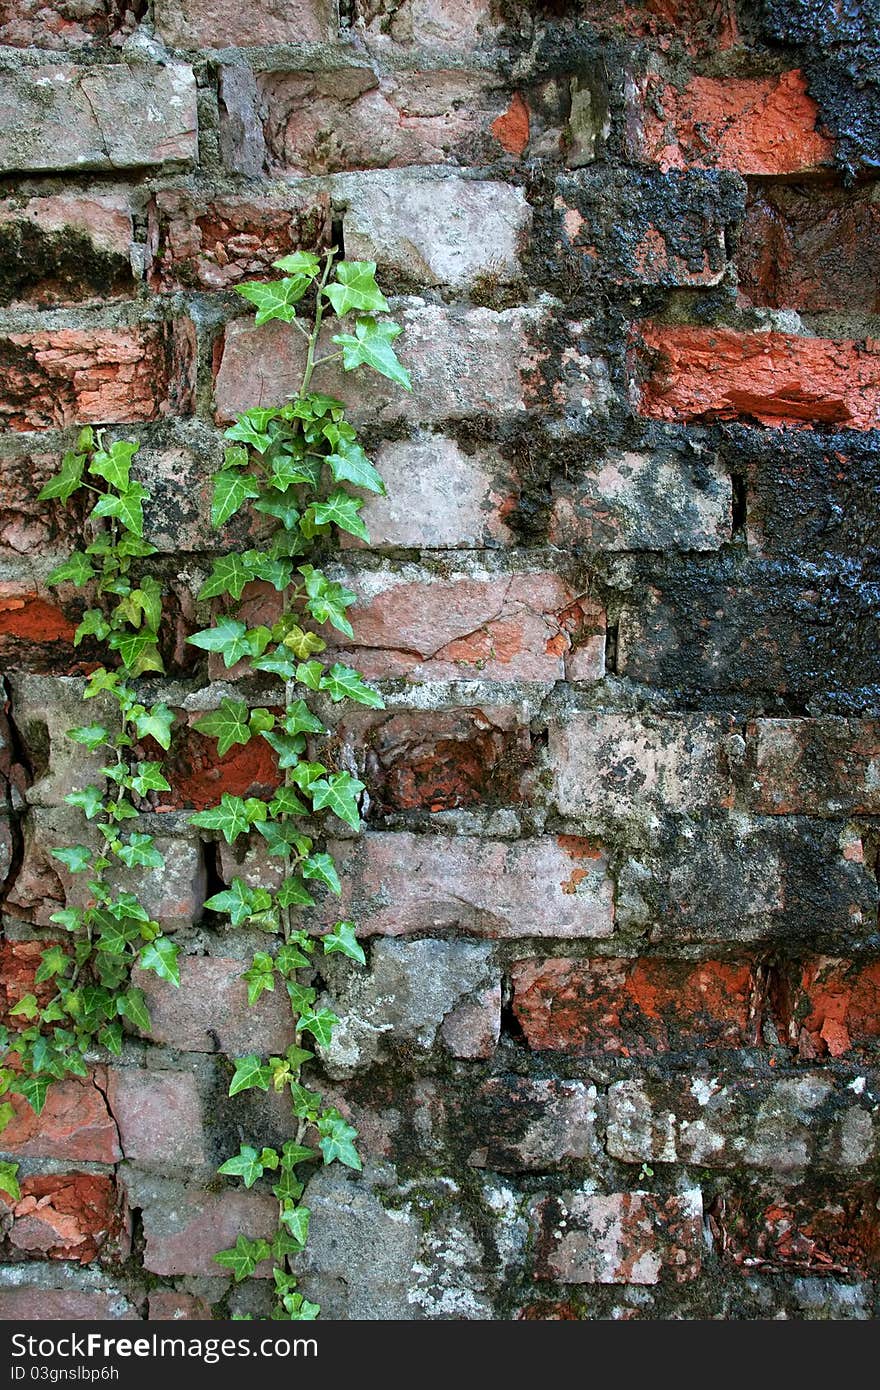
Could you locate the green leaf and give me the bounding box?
[332,314,412,390]
[214,1233,271,1281]
[308,489,369,543]
[317,1109,362,1170]
[255,818,308,858]
[74,609,111,647]
[262,731,306,772]
[67,724,110,752]
[228,1055,272,1097]
[275,943,311,975]
[276,877,316,909]
[246,553,292,592]
[323,260,389,316]
[281,625,326,660]
[242,952,276,1006]
[15,1074,51,1115]
[236,275,311,325]
[107,628,163,676]
[131,703,175,750]
[46,552,95,587]
[0,1161,20,1202]
[326,438,385,495]
[218,1143,266,1188]
[211,470,261,528]
[283,699,326,737]
[224,417,272,455]
[38,451,85,502]
[302,853,341,895]
[49,908,83,933]
[197,554,255,602]
[289,1081,322,1121]
[130,762,171,796]
[299,563,358,635]
[254,496,301,529]
[205,878,266,927]
[279,1203,310,1248]
[193,699,252,758]
[117,833,164,870]
[118,987,151,1033]
[296,660,325,691]
[89,439,139,490]
[320,662,385,708]
[310,771,365,829]
[64,785,105,820]
[191,793,266,845]
[138,936,180,987]
[273,251,321,278]
[92,482,150,538]
[50,845,93,874]
[251,649,297,679]
[298,1006,339,1048]
[187,618,251,669]
[9,994,39,1020]
[99,1020,123,1055]
[34,946,71,984]
[323,920,365,964]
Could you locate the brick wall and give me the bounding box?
[1,0,879,1320]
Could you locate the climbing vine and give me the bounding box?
[0,429,179,1204]
[186,247,410,1319]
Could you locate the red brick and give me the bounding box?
[0,451,84,557]
[737,185,880,314]
[468,1077,599,1170]
[3,1173,126,1263]
[140,1188,277,1277]
[148,1292,213,1320]
[156,0,333,46]
[0,324,195,432]
[0,193,133,308]
[0,939,61,1024]
[780,958,880,1058]
[133,955,294,1056]
[747,718,880,816]
[353,0,500,48]
[0,1,130,48]
[712,1182,880,1275]
[147,190,330,293]
[511,958,754,1055]
[440,982,501,1059]
[159,719,280,812]
[491,92,530,156]
[630,70,833,176]
[327,572,605,683]
[637,323,880,430]
[0,586,75,645]
[321,831,615,938]
[1,1070,121,1164]
[532,1189,703,1283]
[0,1289,137,1320]
[106,1070,207,1171]
[582,0,739,52]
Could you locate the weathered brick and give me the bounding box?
[350,0,500,47]
[106,1070,207,1172]
[0,940,59,1025]
[0,1,130,48]
[343,174,530,289]
[582,0,739,52]
[160,717,280,812]
[746,719,880,817]
[440,982,500,1059]
[617,558,880,701]
[349,437,515,550]
[131,1180,276,1277]
[133,955,294,1056]
[2,1174,125,1263]
[780,959,880,1058]
[327,571,605,683]
[531,1190,703,1284]
[607,1074,880,1172]
[0,585,76,660]
[637,324,880,431]
[737,184,880,314]
[148,1292,213,1320]
[316,831,615,938]
[0,63,198,174]
[467,1077,600,1170]
[511,958,754,1055]
[214,300,550,427]
[0,1288,137,1320]
[0,448,82,556]
[712,1180,880,1274]
[0,193,133,308]
[147,189,330,293]
[0,323,195,432]
[629,70,833,176]
[155,0,333,47]
[550,713,734,821]
[8,675,113,808]
[0,1071,121,1164]
[554,168,739,288]
[548,445,731,551]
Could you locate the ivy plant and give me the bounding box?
[188,248,410,1319]
[0,431,180,1201]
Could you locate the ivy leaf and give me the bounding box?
[320,662,385,708]
[38,451,85,502]
[138,936,180,987]
[251,649,298,679]
[228,1055,272,1097]
[224,418,272,455]
[9,994,39,1020]
[193,699,252,757]
[275,943,311,975]
[191,793,265,844]
[67,724,110,751]
[283,700,326,737]
[50,846,93,874]
[236,276,311,325]
[296,660,325,691]
[289,1081,322,1121]
[255,818,307,856]
[130,762,172,796]
[309,490,369,543]
[269,786,308,818]
[49,908,83,933]
[276,877,316,909]
[34,946,71,983]
[74,609,111,646]
[218,1143,266,1188]
[197,554,255,603]
[323,920,365,965]
[297,1007,339,1048]
[46,552,95,587]
[107,628,162,676]
[89,439,138,490]
[332,315,412,390]
[302,853,341,895]
[254,496,301,529]
[323,260,389,316]
[15,1074,51,1115]
[99,1020,124,1055]
[117,833,164,869]
[64,785,105,820]
[0,1161,20,1202]
[310,771,365,829]
[117,987,151,1033]
[317,1109,362,1170]
[273,251,321,278]
[187,618,251,668]
[245,553,292,592]
[279,1204,311,1248]
[211,470,261,527]
[205,878,261,927]
[299,564,357,635]
[214,1233,271,1281]
[242,953,276,1006]
[131,702,175,750]
[261,731,306,771]
[92,483,149,538]
[326,438,385,495]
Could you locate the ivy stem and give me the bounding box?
[299,249,336,398]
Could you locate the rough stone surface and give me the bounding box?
[532,1189,703,1284]
[0,1073,121,1164]
[467,1078,600,1171]
[155,0,333,48]
[133,955,295,1057]
[124,1174,277,1278]
[0,192,134,308]
[106,1070,207,1172]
